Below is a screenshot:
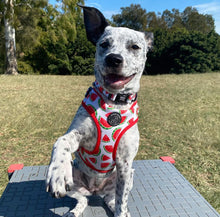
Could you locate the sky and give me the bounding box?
[49,0,220,34]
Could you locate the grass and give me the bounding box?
[0,73,219,213]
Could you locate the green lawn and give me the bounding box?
[0,73,219,213]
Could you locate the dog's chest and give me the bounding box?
[76,87,139,173]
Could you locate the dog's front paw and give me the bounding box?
[46,159,73,198]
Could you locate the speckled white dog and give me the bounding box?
[46,6,153,217]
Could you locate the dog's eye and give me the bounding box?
[100,41,110,49]
[131,44,140,50]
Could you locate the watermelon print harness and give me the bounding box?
[77,83,139,174]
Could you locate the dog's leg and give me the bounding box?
[98,170,117,213]
[63,166,93,217]
[63,192,88,217]
[115,163,134,217]
[114,127,139,217]
[103,178,117,212]
[46,129,82,198]
[104,193,116,213]
[46,105,96,198]
[46,130,80,197]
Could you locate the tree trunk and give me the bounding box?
[4,0,18,75]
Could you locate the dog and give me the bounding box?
[46,5,153,217]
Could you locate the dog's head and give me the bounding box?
[81,6,153,94]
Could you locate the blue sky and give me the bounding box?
[49,0,220,34]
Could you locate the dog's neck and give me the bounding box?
[93,81,137,104]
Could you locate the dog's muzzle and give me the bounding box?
[105,54,123,68]
[103,53,135,90]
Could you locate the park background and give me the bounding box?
[0,0,220,214]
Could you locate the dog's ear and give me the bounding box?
[79,5,109,45]
[145,32,154,50]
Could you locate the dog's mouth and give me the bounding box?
[104,73,136,89]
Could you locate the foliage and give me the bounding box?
[0,2,220,74]
[70,17,95,75]
[26,1,85,75]
[0,0,48,74]
[14,0,48,53]
[17,60,35,74]
[112,4,220,75]
[0,0,88,75]
[31,0,94,75]
[146,29,220,74]
[112,4,148,31]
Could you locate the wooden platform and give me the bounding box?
[0,160,219,217]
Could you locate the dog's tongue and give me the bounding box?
[104,74,135,89]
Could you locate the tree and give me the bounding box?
[28,0,85,75]
[146,11,166,30]
[112,4,167,31]
[0,2,5,74]
[69,10,95,75]
[1,2,218,75]
[160,7,215,33]
[146,29,220,74]
[181,7,215,33]
[3,0,18,75]
[15,0,48,54]
[0,0,48,74]
[162,9,183,29]
[111,4,219,75]
[112,4,148,31]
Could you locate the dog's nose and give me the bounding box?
[105,54,123,67]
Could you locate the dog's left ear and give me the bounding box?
[145,32,154,50]
[79,5,109,45]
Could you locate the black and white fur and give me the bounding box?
[46,6,153,217]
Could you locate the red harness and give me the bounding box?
[77,85,139,173]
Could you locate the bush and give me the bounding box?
[17,61,35,74]
[72,56,94,75]
[146,29,220,74]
